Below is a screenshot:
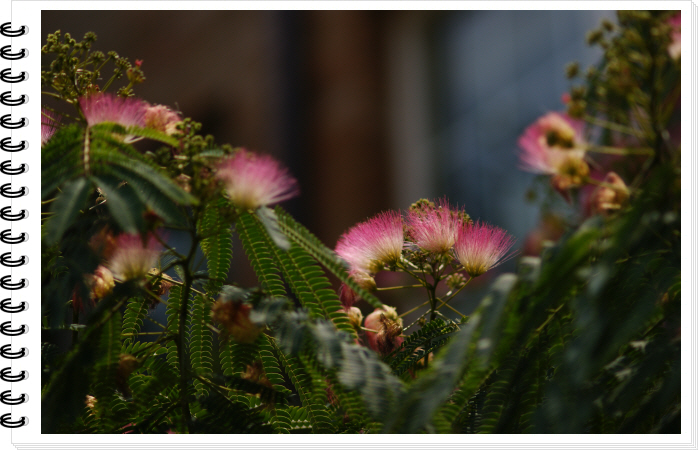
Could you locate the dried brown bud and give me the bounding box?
[364,306,403,356]
[211,298,261,344]
[89,226,118,261]
[242,359,272,388]
[116,354,140,396]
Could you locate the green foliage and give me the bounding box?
[41,15,681,435]
[275,207,384,309]
[198,196,234,296]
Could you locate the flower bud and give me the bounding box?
[589,171,629,216]
[85,395,97,411]
[87,265,115,300]
[364,305,403,355]
[344,306,363,330]
[446,273,466,291]
[376,316,404,356]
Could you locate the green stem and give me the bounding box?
[585,145,654,156]
[583,114,643,137]
[176,216,201,432]
[121,331,165,336]
[83,127,91,176]
[376,284,423,291]
[398,300,430,318]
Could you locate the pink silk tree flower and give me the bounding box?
[216,149,299,210]
[107,233,162,281]
[407,199,461,255]
[41,108,61,146]
[79,92,147,128]
[454,221,516,277]
[144,104,182,136]
[668,12,681,60]
[335,210,404,274]
[517,112,587,176]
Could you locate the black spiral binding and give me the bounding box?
[1,137,27,152]
[0,21,28,429]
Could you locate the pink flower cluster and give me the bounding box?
[79,93,147,128]
[106,233,163,281]
[454,221,516,277]
[41,108,61,146]
[335,210,404,275]
[518,111,588,183]
[335,203,516,292]
[78,92,182,136]
[216,149,299,211]
[406,199,460,255]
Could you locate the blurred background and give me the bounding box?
[42,9,613,322]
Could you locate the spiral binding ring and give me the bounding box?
[0,299,26,314]
[0,183,26,199]
[0,253,26,268]
[0,137,27,152]
[0,276,26,290]
[2,20,29,431]
[0,46,26,61]
[0,91,27,107]
[0,368,26,383]
[0,413,26,428]
[0,206,26,221]
[0,161,27,176]
[0,114,26,129]
[0,68,26,84]
[0,322,26,337]
[0,390,26,406]
[0,23,27,38]
[0,345,26,359]
[0,230,27,244]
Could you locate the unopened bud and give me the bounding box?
[376,315,404,356]
[589,171,629,216]
[87,265,115,300]
[364,305,403,355]
[446,273,466,291]
[344,306,363,329]
[85,395,97,411]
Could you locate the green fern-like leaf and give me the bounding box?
[41,123,85,199]
[237,212,287,297]
[121,297,150,346]
[218,337,262,407]
[45,177,93,245]
[386,318,459,377]
[188,294,214,397]
[198,196,233,296]
[272,340,336,433]
[165,285,182,371]
[274,207,384,309]
[241,211,357,338]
